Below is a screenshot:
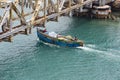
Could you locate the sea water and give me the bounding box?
[0,16,120,80]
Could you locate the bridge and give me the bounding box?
[0,0,113,42]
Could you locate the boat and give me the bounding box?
[37,27,83,47]
[92,5,111,19]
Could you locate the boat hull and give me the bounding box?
[37,30,83,47]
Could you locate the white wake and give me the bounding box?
[77,45,120,61]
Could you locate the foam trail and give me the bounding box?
[36,38,39,41]
[77,46,96,52]
[77,46,120,60]
[86,44,96,48]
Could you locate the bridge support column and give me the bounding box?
[25,27,32,35]
[79,0,83,12]
[56,0,59,21]
[8,2,13,42]
[43,0,46,28]
[25,28,28,35]
[29,27,32,34]
[69,0,73,17]
[8,35,13,42]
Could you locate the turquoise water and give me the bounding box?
[0,17,120,80]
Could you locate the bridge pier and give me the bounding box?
[8,35,13,42]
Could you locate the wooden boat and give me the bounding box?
[37,28,83,47]
[92,5,111,18]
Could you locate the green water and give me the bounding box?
[0,17,120,80]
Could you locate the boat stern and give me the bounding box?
[77,40,84,47]
[79,41,84,46]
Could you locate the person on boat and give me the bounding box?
[74,36,78,41]
[38,27,47,33]
[42,29,47,33]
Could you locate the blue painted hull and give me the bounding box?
[37,30,83,47]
